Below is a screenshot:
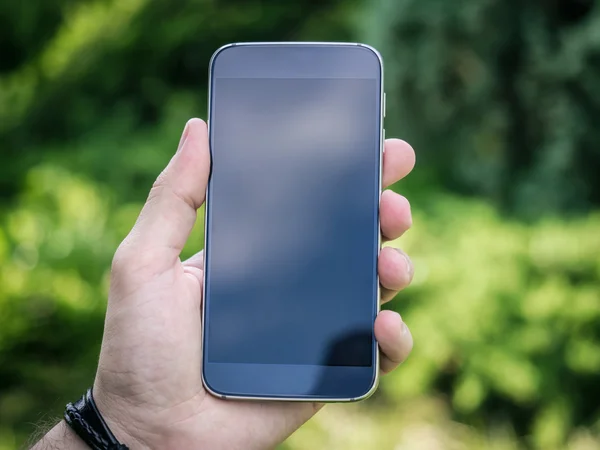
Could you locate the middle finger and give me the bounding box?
[378,246,414,304]
[380,189,412,241]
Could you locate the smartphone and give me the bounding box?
[202,42,384,401]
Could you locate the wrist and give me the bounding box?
[91,384,169,450]
[31,421,88,450]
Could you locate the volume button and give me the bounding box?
[382,129,386,152]
[383,92,386,118]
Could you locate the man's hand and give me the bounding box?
[35,119,416,450]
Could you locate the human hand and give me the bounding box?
[92,119,416,449]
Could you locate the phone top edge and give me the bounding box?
[208,41,384,81]
[209,42,383,80]
[229,41,360,46]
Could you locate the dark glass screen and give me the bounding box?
[205,75,380,367]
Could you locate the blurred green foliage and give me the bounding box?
[385,201,600,449]
[369,0,600,218]
[1,0,600,449]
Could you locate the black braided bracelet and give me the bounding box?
[64,388,129,450]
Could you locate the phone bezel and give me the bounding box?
[202,42,385,402]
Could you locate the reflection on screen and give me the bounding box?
[206,77,379,366]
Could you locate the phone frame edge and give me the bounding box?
[201,41,385,403]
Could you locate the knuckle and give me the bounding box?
[149,170,196,211]
[152,169,169,191]
[111,242,134,275]
[147,171,168,204]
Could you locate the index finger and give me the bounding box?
[382,139,416,188]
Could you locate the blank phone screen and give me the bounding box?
[205,75,380,367]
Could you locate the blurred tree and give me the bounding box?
[2,0,600,448]
[366,0,600,217]
[0,0,355,199]
[0,0,87,72]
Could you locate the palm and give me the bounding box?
[93,119,416,450]
[97,254,318,448]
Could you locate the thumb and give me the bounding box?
[119,119,210,268]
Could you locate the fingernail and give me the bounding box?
[394,312,409,336]
[401,321,410,335]
[177,122,190,153]
[394,248,414,280]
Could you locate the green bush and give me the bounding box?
[1,155,599,448]
[2,1,600,448]
[383,196,600,448]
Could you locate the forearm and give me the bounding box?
[31,421,88,450]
